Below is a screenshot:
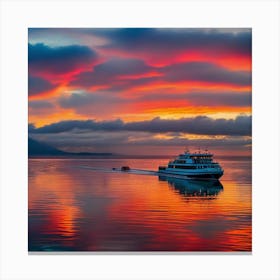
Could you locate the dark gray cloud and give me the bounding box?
[184,91,251,107]
[95,58,152,76]
[70,57,154,87]
[97,28,251,56]
[28,76,57,96]
[162,62,251,86]
[29,115,251,136]
[58,92,122,108]
[28,43,98,75]
[30,119,123,134]
[29,28,252,56]
[123,115,251,136]
[30,130,251,150]
[139,90,251,107]
[57,92,128,117]
[29,100,54,109]
[29,100,57,117]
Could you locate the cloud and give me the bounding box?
[29,115,251,136]
[97,28,251,63]
[71,59,250,92]
[54,89,250,120]
[58,92,112,108]
[57,91,128,117]
[29,100,57,117]
[123,115,251,136]
[29,28,251,72]
[28,76,57,96]
[162,62,251,86]
[28,43,98,76]
[28,28,110,48]
[70,57,155,87]
[98,28,250,53]
[27,29,251,95]
[30,28,252,56]
[185,91,251,107]
[31,130,251,148]
[29,100,54,109]
[30,119,123,134]
[139,90,251,107]
[27,28,252,156]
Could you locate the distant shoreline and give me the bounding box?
[28,155,251,160]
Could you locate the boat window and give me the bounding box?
[174,165,196,169]
[175,160,185,164]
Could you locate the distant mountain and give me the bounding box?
[28,138,113,157]
[28,137,68,156]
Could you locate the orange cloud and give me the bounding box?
[125,80,251,95]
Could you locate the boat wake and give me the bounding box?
[77,165,220,181]
[77,165,157,176]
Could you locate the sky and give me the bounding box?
[28,28,252,156]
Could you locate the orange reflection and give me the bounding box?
[29,162,82,239]
[29,158,251,251]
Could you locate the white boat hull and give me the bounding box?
[158,168,223,179]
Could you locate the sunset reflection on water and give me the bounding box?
[28,158,251,252]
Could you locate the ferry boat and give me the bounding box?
[158,149,224,179]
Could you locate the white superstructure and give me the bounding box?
[158,149,224,179]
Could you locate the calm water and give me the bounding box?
[28,157,251,252]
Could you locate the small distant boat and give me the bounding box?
[121,166,131,171]
[158,149,224,179]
